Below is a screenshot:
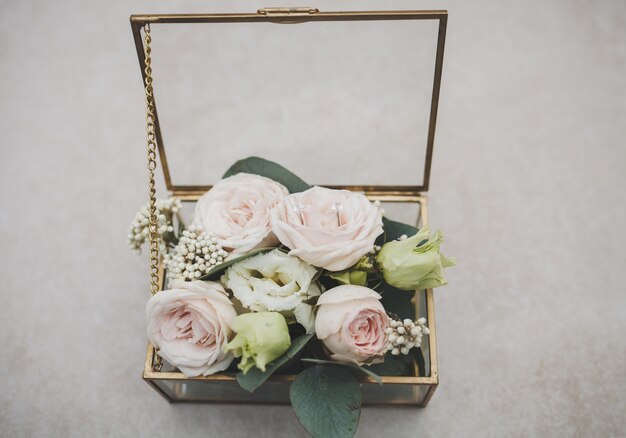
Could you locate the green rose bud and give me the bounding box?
[224,312,291,374]
[328,269,368,286]
[327,254,376,286]
[376,226,455,290]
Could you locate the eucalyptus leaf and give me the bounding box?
[236,333,314,393]
[290,366,362,438]
[223,156,311,194]
[300,359,382,384]
[198,247,275,281]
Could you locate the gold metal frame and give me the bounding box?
[130,8,448,200]
[132,8,446,407]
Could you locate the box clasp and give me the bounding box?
[257,7,319,23]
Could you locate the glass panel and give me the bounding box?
[381,202,422,228]
[416,289,431,377]
[153,379,291,404]
[151,378,432,406]
[362,383,430,406]
[149,18,439,187]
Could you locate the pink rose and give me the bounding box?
[146,280,237,377]
[315,285,389,365]
[193,173,288,255]
[270,186,383,271]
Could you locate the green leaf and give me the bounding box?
[290,366,362,438]
[236,334,314,393]
[286,333,316,359]
[198,247,275,281]
[377,217,419,245]
[378,281,416,320]
[300,359,382,384]
[366,354,412,376]
[223,156,311,193]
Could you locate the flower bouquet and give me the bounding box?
[129,157,454,437]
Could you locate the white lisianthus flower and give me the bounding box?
[221,249,320,334]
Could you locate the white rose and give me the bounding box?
[146,280,237,377]
[270,186,383,271]
[221,249,320,333]
[193,173,288,255]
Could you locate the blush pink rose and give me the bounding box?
[146,280,237,377]
[314,285,389,365]
[270,186,383,271]
[193,173,288,255]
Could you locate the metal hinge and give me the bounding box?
[257,7,319,17]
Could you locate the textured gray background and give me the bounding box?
[1,0,625,437]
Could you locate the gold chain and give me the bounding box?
[143,24,160,295]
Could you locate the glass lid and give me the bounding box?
[131,9,447,197]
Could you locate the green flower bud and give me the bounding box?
[328,269,368,286]
[327,253,377,286]
[376,226,455,290]
[224,312,291,374]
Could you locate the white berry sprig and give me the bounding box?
[164,226,229,284]
[127,198,182,252]
[385,317,430,356]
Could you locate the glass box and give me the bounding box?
[131,7,447,406]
